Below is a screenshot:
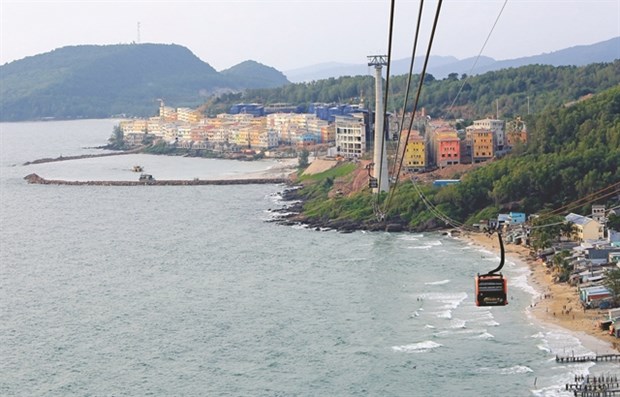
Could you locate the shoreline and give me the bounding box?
[459,231,619,355]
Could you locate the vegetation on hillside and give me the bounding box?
[0,44,290,121]
[292,85,620,231]
[228,61,620,120]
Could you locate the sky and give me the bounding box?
[1,0,619,72]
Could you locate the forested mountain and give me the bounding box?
[0,44,290,121]
[294,85,620,231]
[284,36,620,82]
[435,84,620,224]
[232,61,620,120]
[220,60,288,89]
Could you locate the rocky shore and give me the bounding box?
[270,186,447,233]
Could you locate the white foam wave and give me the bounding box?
[424,324,435,329]
[425,279,451,286]
[398,235,421,241]
[477,365,533,375]
[536,344,551,353]
[420,292,468,310]
[501,365,533,375]
[449,319,466,329]
[407,245,432,250]
[427,240,443,246]
[392,341,442,353]
[510,272,538,297]
[484,320,500,327]
[435,310,452,319]
[473,331,495,340]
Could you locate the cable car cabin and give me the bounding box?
[475,273,508,306]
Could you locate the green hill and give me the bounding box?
[221,60,289,89]
[0,44,290,121]
[290,85,620,232]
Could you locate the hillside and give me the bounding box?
[237,61,620,120]
[287,85,620,232]
[220,60,289,89]
[0,44,290,121]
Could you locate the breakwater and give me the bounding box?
[24,173,290,186]
[22,149,142,165]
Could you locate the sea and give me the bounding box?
[1,119,618,396]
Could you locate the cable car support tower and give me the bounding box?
[368,55,389,194]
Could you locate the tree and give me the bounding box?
[298,149,310,169]
[107,125,126,150]
[608,213,620,231]
[604,268,620,307]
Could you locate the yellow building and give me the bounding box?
[402,130,426,171]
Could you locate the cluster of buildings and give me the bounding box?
[118,101,527,170]
[119,101,370,153]
[525,205,620,313]
[400,116,528,172]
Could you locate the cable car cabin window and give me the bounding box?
[475,274,508,306]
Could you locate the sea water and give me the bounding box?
[0,120,617,396]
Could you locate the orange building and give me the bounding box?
[468,129,494,163]
[435,130,460,168]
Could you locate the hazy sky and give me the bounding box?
[1,0,619,71]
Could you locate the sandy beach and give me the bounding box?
[461,231,620,355]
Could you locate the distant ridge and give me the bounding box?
[0,43,290,121]
[284,36,620,82]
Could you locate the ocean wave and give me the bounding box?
[425,279,451,286]
[510,272,538,297]
[392,341,442,353]
[407,245,433,250]
[449,319,467,329]
[420,292,468,310]
[398,235,421,241]
[477,365,533,375]
[473,331,495,340]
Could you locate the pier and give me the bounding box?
[24,173,290,186]
[565,375,620,396]
[556,354,620,363]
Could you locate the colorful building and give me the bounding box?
[401,130,426,171]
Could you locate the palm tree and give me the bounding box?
[604,268,620,307]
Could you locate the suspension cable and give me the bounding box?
[383,0,443,217]
[445,0,508,118]
[389,0,425,180]
[537,181,620,221]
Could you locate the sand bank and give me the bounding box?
[460,231,619,354]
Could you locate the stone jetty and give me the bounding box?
[24,173,290,186]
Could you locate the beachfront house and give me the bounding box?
[579,285,613,308]
[565,213,604,242]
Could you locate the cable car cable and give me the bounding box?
[389,0,425,180]
[444,0,508,118]
[383,0,443,217]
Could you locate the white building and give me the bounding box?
[335,114,367,158]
